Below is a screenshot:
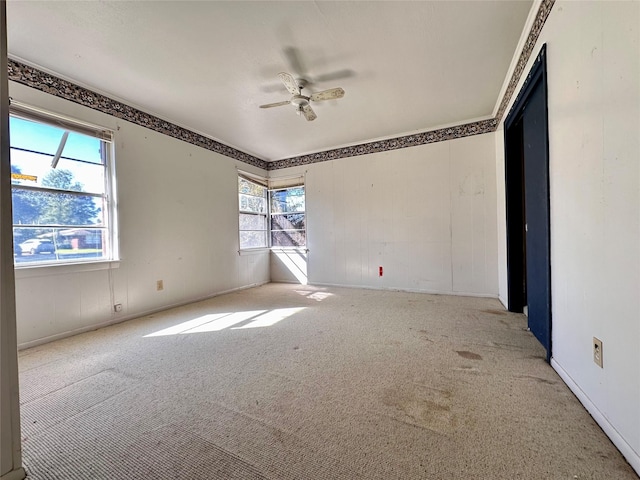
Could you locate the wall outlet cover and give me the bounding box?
[593,337,603,368]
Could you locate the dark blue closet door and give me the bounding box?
[522,78,551,359]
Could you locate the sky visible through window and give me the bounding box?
[10,117,105,193]
[10,117,102,162]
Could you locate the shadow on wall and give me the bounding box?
[271,248,307,284]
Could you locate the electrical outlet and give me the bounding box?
[593,337,603,368]
[156,280,164,291]
[113,303,123,313]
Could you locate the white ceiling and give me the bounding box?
[6,1,533,162]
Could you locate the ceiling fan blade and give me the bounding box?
[313,69,355,84]
[278,72,300,95]
[310,87,345,102]
[301,104,317,121]
[259,100,291,109]
[283,46,307,78]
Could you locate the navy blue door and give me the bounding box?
[522,78,551,359]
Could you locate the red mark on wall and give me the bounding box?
[379,266,383,277]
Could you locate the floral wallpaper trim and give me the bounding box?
[7,59,269,170]
[7,0,553,172]
[267,119,497,170]
[495,0,555,123]
[268,0,554,170]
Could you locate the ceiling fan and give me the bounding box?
[259,72,345,121]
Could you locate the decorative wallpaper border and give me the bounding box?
[495,0,555,123]
[7,60,269,170]
[267,118,497,170]
[6,0,554,172]
[270,0,555,170]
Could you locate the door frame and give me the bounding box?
[504,44,552,360]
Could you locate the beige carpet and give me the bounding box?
[18,283,637,479]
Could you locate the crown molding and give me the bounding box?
[7,59,269,170]
[267,118,497,170]
[6,0,555,171]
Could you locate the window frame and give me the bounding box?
[269,185,306,249]
[9,102,118,268]
[238,174,269,250]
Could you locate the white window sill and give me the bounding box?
[14,259,120,279]
[238,248,270,256]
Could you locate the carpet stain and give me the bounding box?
[456,350,483,360]
[382,387,453,434]
[417,330,434,342]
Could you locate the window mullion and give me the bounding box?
[12,184,105,198]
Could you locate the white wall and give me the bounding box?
[496,1,640,471]
[270,133,498,296]
[10,82,270,347]
[270,248,308,284]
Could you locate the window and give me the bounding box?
[270,186,305,247]
[10,104,116,266]
[238,176,268,249]
[238,176,306,249]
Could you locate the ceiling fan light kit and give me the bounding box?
[259,71,345,121]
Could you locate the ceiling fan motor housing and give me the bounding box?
[291,95,310,108]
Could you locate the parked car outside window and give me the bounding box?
[17,238,56,255]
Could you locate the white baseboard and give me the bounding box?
[498,294,508,309]
[309,281,499,299]
[551,359,640,476]
[0,467,26,480]
[17,281,269,350]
